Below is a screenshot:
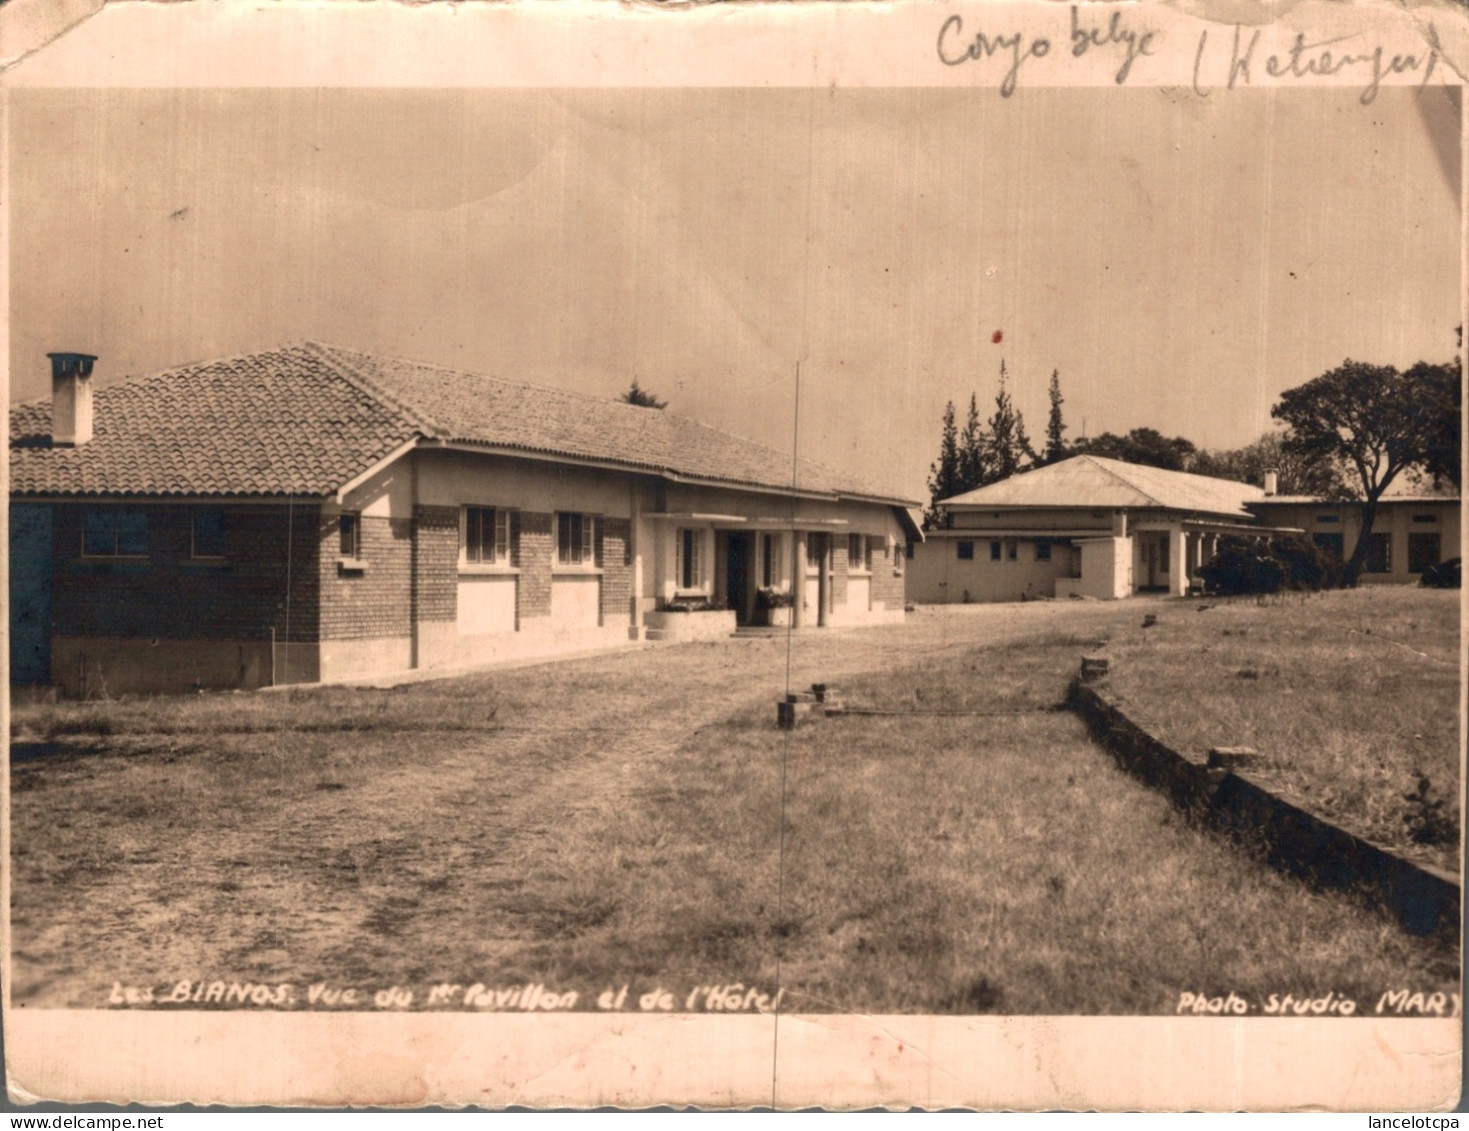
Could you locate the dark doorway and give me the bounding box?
[807,532,831,627]
[726,531,755,626]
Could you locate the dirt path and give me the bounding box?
[11,602,1138,1005]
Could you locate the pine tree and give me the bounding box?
[924,401,960,529]
[1043,369,1068,465]
[621,379,667,409]
[985,361,1036,482]
[957,393,989,493]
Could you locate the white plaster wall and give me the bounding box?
[457,575,517,636]
[907,538,1078,604]
[415,449,633,517]
[339,457,415,518]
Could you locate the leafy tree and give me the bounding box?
[957,394,990,494]
[925,400,961,529]
[1403,357,1461,491]
[1272,358,1453,586]
[1041,369,1068,466]
[984,361,1036,481]
[1075,427,1195,471]
[621,379,667,409]
[1190,432,1347,498]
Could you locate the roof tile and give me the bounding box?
[10,342,915,505]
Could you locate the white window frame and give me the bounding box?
[337,511,365,570]
[556,512,602,570]
[848,534,873,575]
[462,505,516,569]
[759,532,784,589]
[676,527,706,592]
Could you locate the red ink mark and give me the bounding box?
[992,330,1003,343]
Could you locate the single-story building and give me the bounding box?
[908,455,1277,603]
[908,454,1461,604]
[10,344,920,694]
[1246,495,1461,585]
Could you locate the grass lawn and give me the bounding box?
[9,602,1458,1015]
[1101,587,1461,874]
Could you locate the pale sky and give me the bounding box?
[9,85,1461,499]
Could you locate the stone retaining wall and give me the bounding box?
[1067,676,1460,937]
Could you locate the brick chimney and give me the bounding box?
[48,352,97,446]
[1263,469,1279,497]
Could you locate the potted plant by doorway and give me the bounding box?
[756,586,794,627]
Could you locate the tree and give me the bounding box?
[925,400,961,529]
[957,394,990,494]
[984,361,1036,481]
[1404,357,1461,491]
[1190,431,1348,498]
[621,379,667,409]
[1271,359,1448,586]
[1075,427,1195,471]
[1041,369,1068,466]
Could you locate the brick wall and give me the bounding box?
[517,510,554,620]
[871,539,907,609]
[319,513,413,641]
[600,517,631,623]
[413,505,459,624]
[50,504,321,643]
[831,543,849,606]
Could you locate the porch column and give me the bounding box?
[1168,525,1188,596]
[792,531,808,628]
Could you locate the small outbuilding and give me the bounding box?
[908,455,1280,604]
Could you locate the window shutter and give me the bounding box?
[494,508,510,564]
[593,517,603,568]
[464,507,480,563]
[509,510,521,567]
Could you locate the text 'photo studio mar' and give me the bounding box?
[0,0,1465,1113]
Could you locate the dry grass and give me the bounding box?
[1101,588,1461,872]
[9,602,1457,1014]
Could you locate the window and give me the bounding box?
[1316,514,1340,524]
[82,509,148,557]
[1035,538,1052,562]
[557,513,601,567]
[339,513,362,560]
[761,533,778,588]
[1312,532,1344,562]
[894,541,905,576]
[677,527,703,589]
[1408,532,1441,575]
[1412,514,1439,525]
[1007,540,1018,561]
[1364,532,1391,574]
[464,506,514,565]
[191,509,226,558]
[989,540,1001,561]
[848,534,872,573]
[957,540,975,561]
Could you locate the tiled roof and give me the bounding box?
[940,455,1265,519]
[10,342,915,504]
[10,344,419,497]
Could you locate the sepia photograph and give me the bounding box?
[2,0,1463,1110]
